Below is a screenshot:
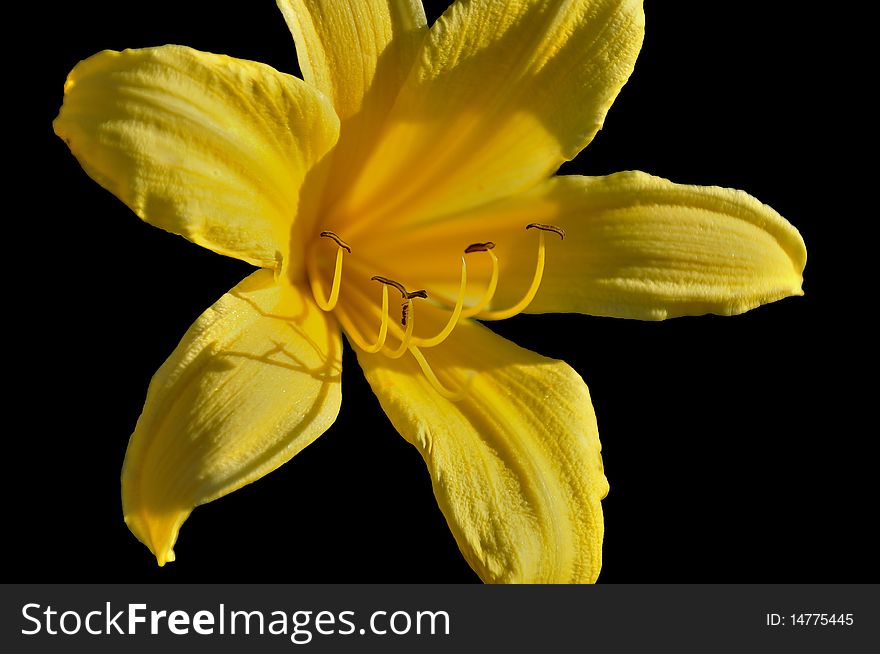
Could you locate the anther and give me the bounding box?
[370,275,408,299]
[401,293,428,323]
[526,223,565,239]
[319,230,352,253]
[464,241,496,253]
[308,230,351,312]
[371,276,428,325]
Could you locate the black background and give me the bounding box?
[15,1,869,584]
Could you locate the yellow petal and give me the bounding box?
[277,0,427,208]
[352,307,607,583]
[330,0,645,232]
[122,270,342,565]
[370,171,806,320]
[278,0,426,123]
[54,45,340,268]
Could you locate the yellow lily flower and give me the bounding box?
[54,0,806,583]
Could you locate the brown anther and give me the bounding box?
[464,241,496,253]
[399,292,426,326]
[320,230,352,253]
[371,275,408,298]
[526,223,565,240]
[371,275,428,301]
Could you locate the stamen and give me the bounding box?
[526,223,565,240]
[370,275,408,299]
[308,232,350,312]
[475,223,564,321]
[328,270,473,400]
[461,245,499,319]
[371,275,428,324]
[464,241,496,253]
[332,288,393,355]
[385,299,415,359]
[413,257,467,348]
[370,276,418,358]
[349,283,389,354]
[409,346,473,401]
[319,230,352,253]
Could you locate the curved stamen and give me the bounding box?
[332,287,392,355]
[370,276,419,359]
[371,276,427,322]
[527,223,565,239]
[347,283,389,354]
[412,256,467,348]
[461,244,499,319]
[307,231,351,311]
[475,223,564,321]
[385,299,415,359]
[370,275,408,299]
[464,241,495,253]
[319,230,352,253]
[409,346,473,401]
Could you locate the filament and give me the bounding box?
[332,298,387,354]
[306,222,564,402]
[412,257,467,348]
[307,232,350,312]
[369,276,418,359]
[340,283,390,354]
[461,247,499,319]
[475,224,563,321]
[475,231,545,320]
[385,299,415,359]
[330,269,475,401]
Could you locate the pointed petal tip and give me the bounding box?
[124,507,188,568]
[156,549,176,567]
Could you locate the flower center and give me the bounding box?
[305,224,564,400]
